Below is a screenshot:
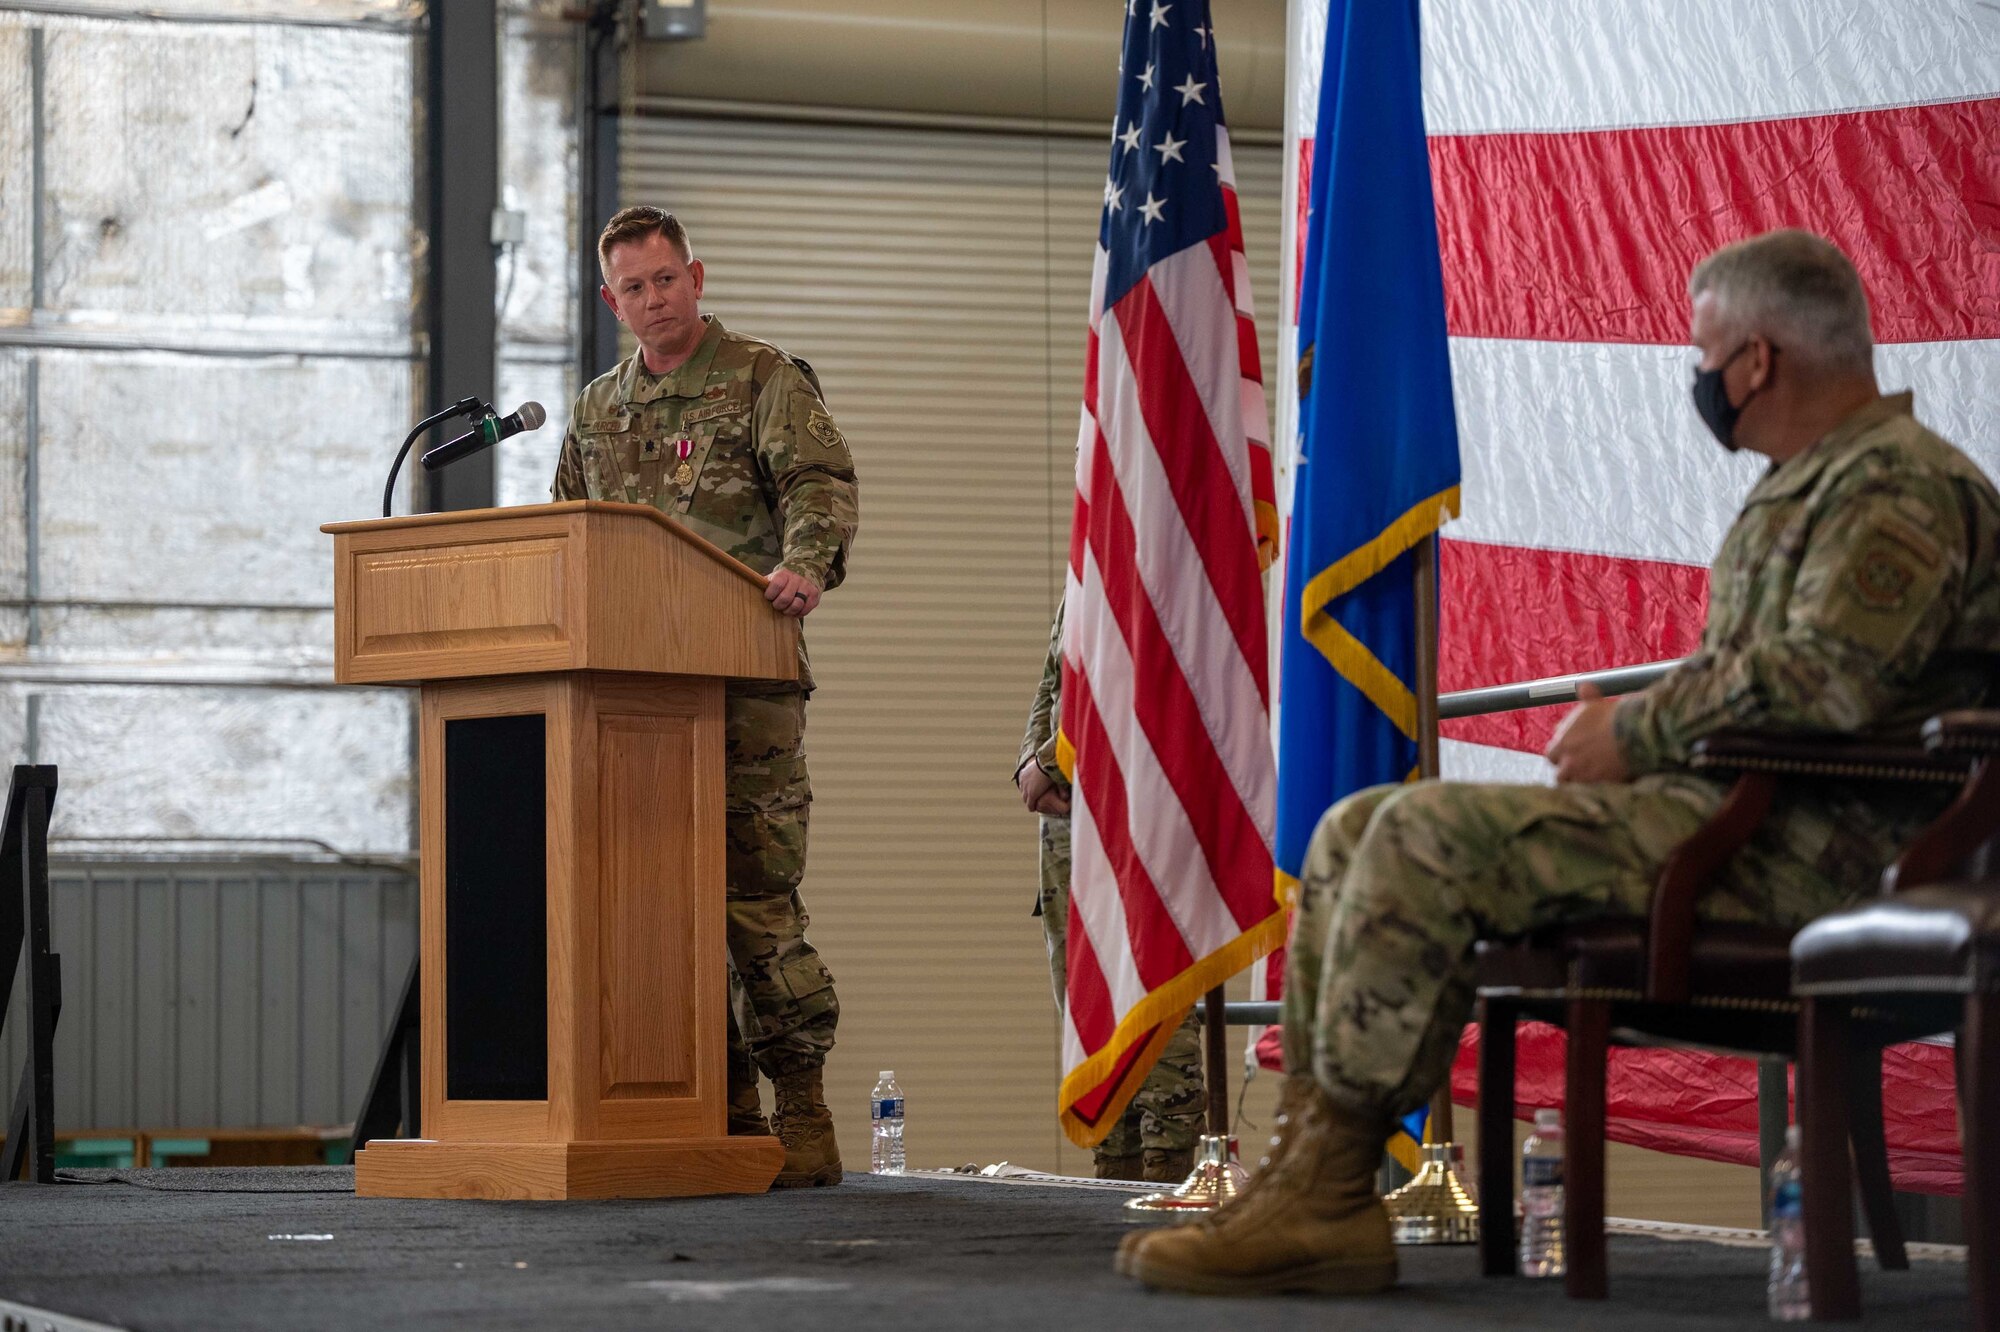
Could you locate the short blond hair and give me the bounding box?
[597,205,693,274]
[1688,230,1874,375]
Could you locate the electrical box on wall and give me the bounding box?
[642,0,705,40]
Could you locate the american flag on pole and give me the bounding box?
[1054,0,1284,1147]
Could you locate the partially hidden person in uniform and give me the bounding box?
[1122,229,2000,1293]
[552,206,859,1187]
[1018,599,1207,1184]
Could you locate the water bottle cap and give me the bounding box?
[1533,1108,1561,1129]
[879,1071,894,1080]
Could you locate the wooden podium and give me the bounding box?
[322,501,794,1200]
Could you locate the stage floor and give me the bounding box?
[0,1168,1969,1330]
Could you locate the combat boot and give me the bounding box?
[771,1066,842,1187]
[1116,1072,1315,1275]
[1093,1152,1144,1181]
[1141,1145,1195,1184]
[727,1043,768,1136]
[1122,1086,1396,1296]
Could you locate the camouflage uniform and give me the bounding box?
[553,314,858,1078]
[1023,601,1207,1160]
[1285,393,2000,1117]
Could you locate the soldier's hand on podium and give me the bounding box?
[766,567,822,618]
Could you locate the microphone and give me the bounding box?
[421,401,546,470]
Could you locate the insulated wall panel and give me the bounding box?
[0,349,26,613]
[14,683,413,856]
[32,351,411,608]
[0,24,29,314]
[34,15,415,347]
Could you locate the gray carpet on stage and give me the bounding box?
[0,1169,1968,1331]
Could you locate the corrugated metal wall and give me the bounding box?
[3,860,415,1130]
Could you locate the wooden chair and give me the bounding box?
[1474,735,1968,1304]
[1792,709,2000,1328]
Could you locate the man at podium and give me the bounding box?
[552,205,860,1188]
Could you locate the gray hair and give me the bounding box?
[1688,230,1875,376]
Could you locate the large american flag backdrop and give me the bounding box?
[1263,0,2000,1193]
[1055,0,1284,1146]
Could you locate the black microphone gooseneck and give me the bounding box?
[382,396,489,518]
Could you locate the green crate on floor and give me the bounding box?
[149,1137,211,1165]
[55,1138,137,1169]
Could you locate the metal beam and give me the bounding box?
[423,0,499,513]
[578,0,623,384]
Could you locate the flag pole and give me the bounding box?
[1203,985,1229,1136]
[1124,985,1248,1215]
[1411,533,1454,1145]
[1380,531,1480,1245]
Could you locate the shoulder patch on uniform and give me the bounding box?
[1875,512,1944,567]
[1851,539,1921,610]
[805,409,844,451]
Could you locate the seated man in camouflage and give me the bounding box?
[1122,230,2000,1293]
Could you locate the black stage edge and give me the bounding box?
[0,1170,1968,1331]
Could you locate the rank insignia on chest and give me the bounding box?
[639,437,663,462]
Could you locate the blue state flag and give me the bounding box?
[1276,0,1461,1163]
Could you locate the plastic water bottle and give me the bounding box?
[1768,1125,1810,1321]
[1520,1108,1566,1277]
[870,1070,906,1175]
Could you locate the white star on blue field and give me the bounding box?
[1100,0,1229,309]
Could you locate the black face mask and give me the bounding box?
[1690,340,1774,452]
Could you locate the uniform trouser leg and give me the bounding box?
[725,687,838,1080]
[1280,779,1757,1118]
[1040,813,1205,1158]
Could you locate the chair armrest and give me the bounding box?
[1922,710,2000,757]
[1647,772,1774,1003]
[1689,730,1967,785]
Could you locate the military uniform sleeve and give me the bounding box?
[1616,470,1968,773]
[1020,601,1069,785]
[751,362,859,591]
[551,399,590,501]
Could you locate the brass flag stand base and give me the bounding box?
[1123,1134,1248,1217]
[1384,1142,1481,1244]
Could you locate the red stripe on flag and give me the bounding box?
[1440,540,1710,753]
[1431,98,2000,346]
[1236,311,1263,385]
[1063,896,1117,1052]
[1063,661,1199,985]
[1085,432,1278,936]
[1111,280,1271,698]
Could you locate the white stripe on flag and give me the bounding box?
[1420,0,2000,135]
[1449,337,2000,565]
[1066,779,1148,1018]
[1146,244,1259,533]
[1215,124,1239,191]
[1070,545,1243,958]
[1439,738,1557,786]
[1096,313,1279,838]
